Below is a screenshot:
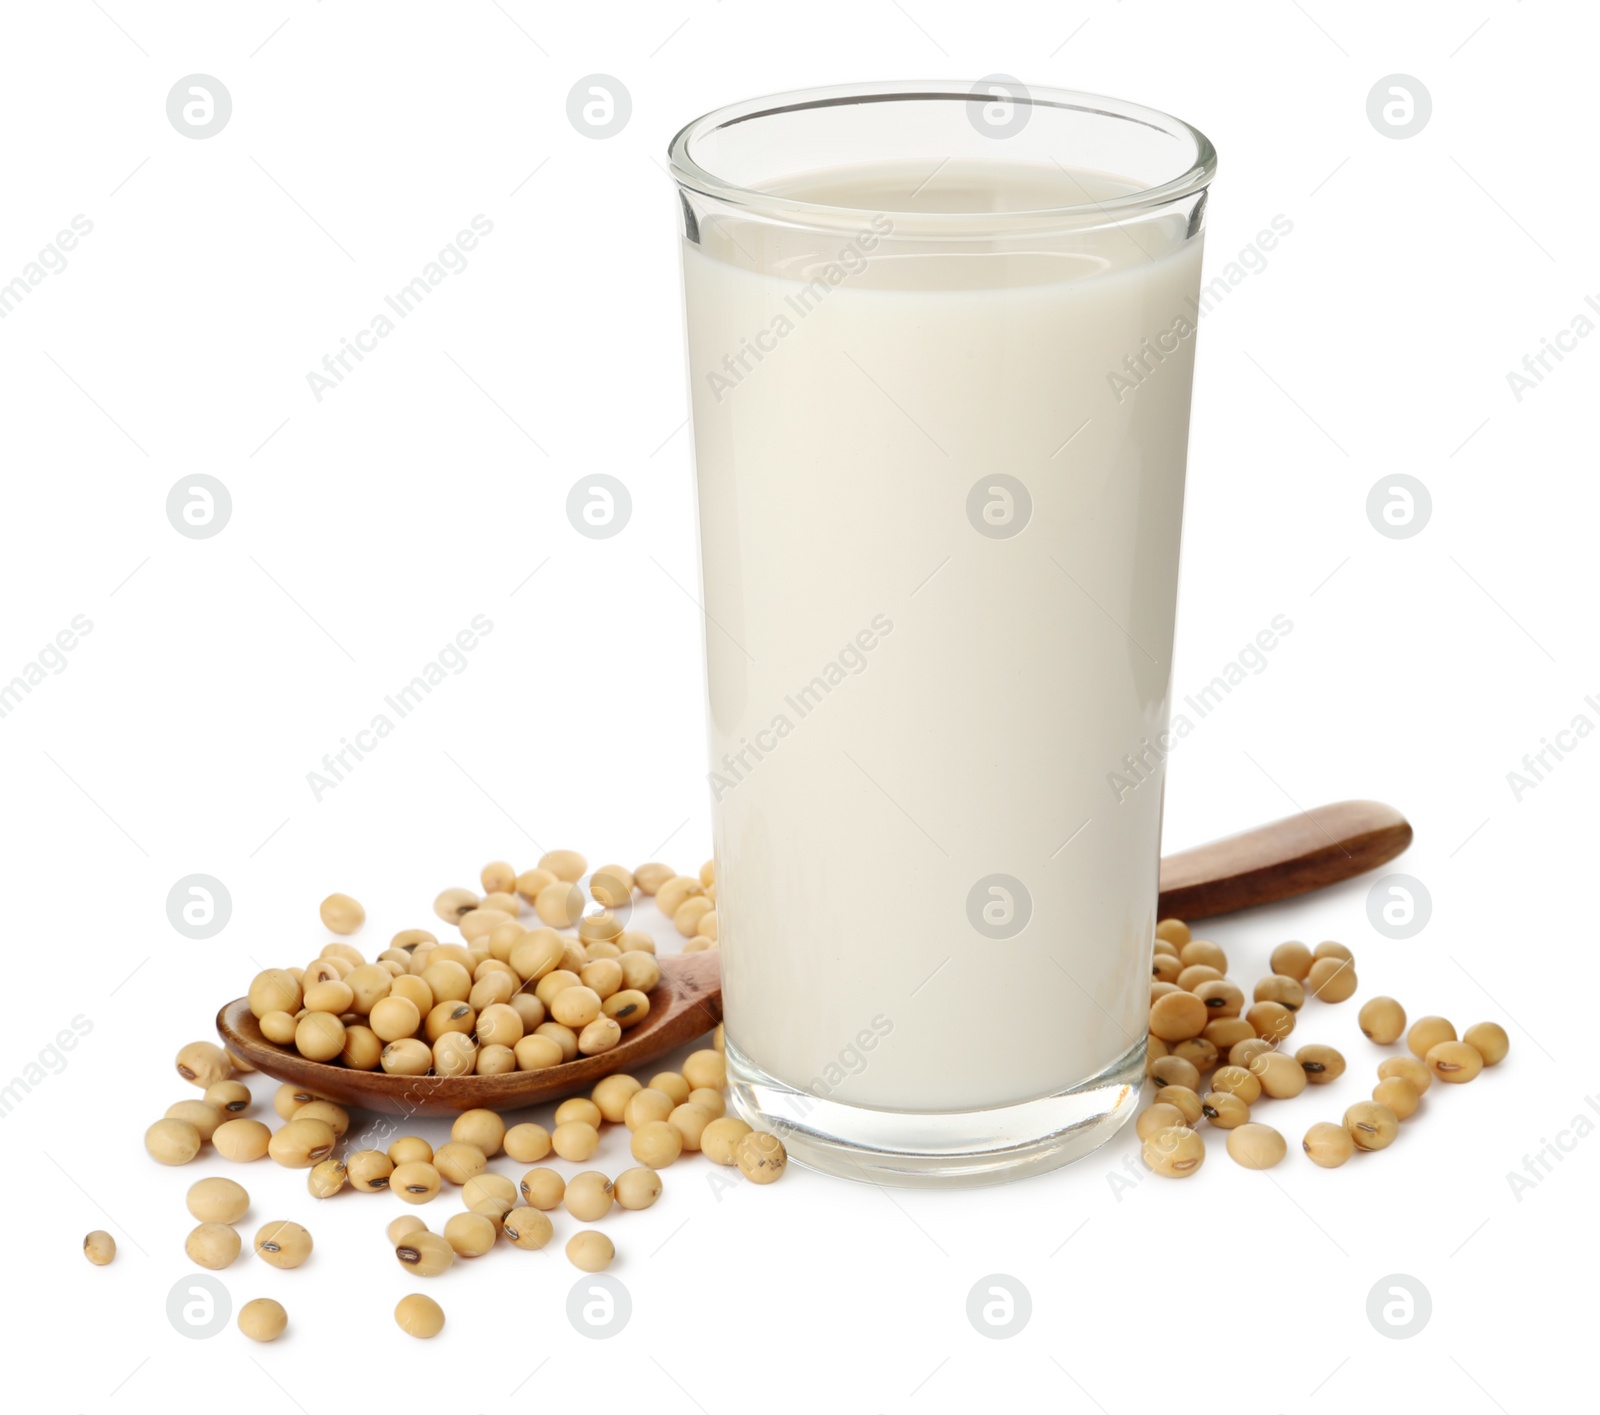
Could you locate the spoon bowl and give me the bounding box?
[217,949,722,1117]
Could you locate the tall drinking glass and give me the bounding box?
[669,82,1216,1185]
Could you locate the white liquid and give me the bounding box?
[683,161,1204,1111]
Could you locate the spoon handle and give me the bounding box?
[1157,800,1412,922]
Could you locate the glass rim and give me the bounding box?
[667,80,1217,226]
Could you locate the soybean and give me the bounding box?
[443,1212,498,1258]
[1180,939,1227,972]
[532,1022,578,1063]
[539,849,588,882]
[566,1231,615,1272]
[1142,1125,1205,1177]
[515,869,556,902]
[700,1117,752,1166]
[188,1177,250,1224]
[503,1207,554,1250]
[1150,991,1208,1042]
[1176,964,1224,992]
[1152,1085,1203,1124]
[1225,1123,1287,1170]
[1210,1066,1262,1105]
[292,1100,350,1136]
[513,1035,564,1071]
[451,1109,505,1157]
[504,1123,552,1163]
[534,880,586,928]
[1249,1052,1307,1100]
[248,969,302,1019]
[682,1049,726,1091]
[519,1168,566,1210]
[1203,1018,1255,1055]
[186,1222,241,1270]
[654,876,703,918]
[552,1122,600,1162]
[1302,1121,1355,1168]
[345,1150,392,1192]
[382,1039,432,1075]
[1426,1039,1483,1084]
[388,1136,433,1166]
[1229,1038,1276,1071]
[552,985,603,1029]
[1245,1001,1296,1044]
[433,1142,487,1185]
[83,1231,116,1265]
[389,1162,442,1205]
[254,1221,313,1269]
[165,1100,224,1142]
[395,1293,446,1338]
[555,1097,604,1129]
[1306,956,1358,1003]
[1147,1055,1201,1093]
[307,1159,348,1198]
[294,1013,345,1063]
[1407,1016,1456,1058]
[268,1119,336,1170]
[669,1103,715,1152]
[1465,1022,1509,1066]
[205,1081,252,1115]
[319,893,365,933]
[1269,941,1313,981]
[1253,975,1305,1011]
[145,1118,202,1166]
[614,1168,663,1210]
[1193,980,1244,1019]
[1378,1054,1433,1095]
[578,1017,622,1055]
[434,888,480,923]
[175,1042,233,1089]
[632,1121,683,1169]
[1344,1101,1399,1151]
[1295,1044,1345,1085]
[634,862,674,895]
[1358,996,1407,1045]
[387,1216,427,1246]
[1173,1038,1219,1074]
[481,860,517,894]
[1373,1076,1421,1119]
[1201,1092,1250,1129]
[463,1173,518,1219]
[625,1089,675,1131]
[590,865,635,908]
[370,996,422,1043]
[565,1171,615,1221]
[213,1119,271,1162]
[637,1078,685,1112]
[395,1231,455,1277]
[238,1298,288,1342]
[1137,1103,1189,1140]
[689,1088,726,1119]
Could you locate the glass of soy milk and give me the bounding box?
[669,83,1216,1185]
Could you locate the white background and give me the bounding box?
[4,2,1596,1411]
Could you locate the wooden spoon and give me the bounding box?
[216,799,1409,1116]
[1158,799,1411,921]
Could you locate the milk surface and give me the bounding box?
[682,161,1203,1110]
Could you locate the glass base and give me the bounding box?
[724,1034,1146,1189]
